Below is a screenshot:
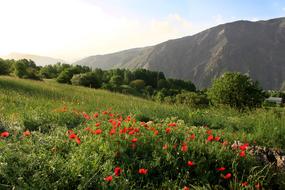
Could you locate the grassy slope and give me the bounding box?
[0,76,191,123]
[1,76,285,189]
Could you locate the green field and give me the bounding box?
[0,76,285,189]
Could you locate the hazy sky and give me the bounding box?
[0,0,284,61]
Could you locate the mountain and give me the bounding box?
[2,52,66,66]
[74,17,285,90]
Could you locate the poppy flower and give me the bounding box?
[84,127,91,131]
[187,161,195,167]
[241,181,248,187]
[255,183,261,189]
[138,168,148,175]
[109,128,116,135]
[168,122,176,127]
[104,175,113,182]
[165,128,171,134]
[239,143,249,151]
[163,144,168,150]
[131,138,138,143]
[69,133,77,139]
[82,113,91,120]
[207,135,214,141]
[95,123,101,127]
[183,186,190,190]
[223,173,232,179]
[216,167,226,171]
[206,129,212,135]
[93,113,99,118]
[75,137,81,145]
[214,136,221,141]
[181,144,188,152]
[153,130,159,136]
[1,131,9,138]
[93,129,102,135]
[114,167,122,176]
[239,151,246,157]
[190,133,195,140]
[23,130,31,137]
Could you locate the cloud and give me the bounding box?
[0,0,200,61]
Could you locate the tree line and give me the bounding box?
[1,58,284,110]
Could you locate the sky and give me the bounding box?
[0,0,284,62]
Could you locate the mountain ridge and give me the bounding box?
[76,17,285,90]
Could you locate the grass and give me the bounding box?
[0,76,285,189]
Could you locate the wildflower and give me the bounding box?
[206,129,212,135]
[69,133,77,139]
[1,131,9,138]
[82,112,91,120]
[153,130,159,136]
[114,167,122,176]
[216,167,226,171]
[93,113,99,118]
[223,173,232,179]
[84,127,91,131]
[183,186,190,190]
[138,168,148,175]
[207,135,214,141]
[23,130,31,137]
[131,138,138,143]
[241,181,248,187]
[109,128,116,135]
[75,137,81,145]
[239,151,246,157]
[165,128,171,134]
[190,133,195,140]
[163,144,168,150]
[93,129,102,135]
[239,143,249,151]
[95,123,101,127]
[104,175,113,182]
[181,144,188,152]
[214,136,221,141]
[187,161,195,167]
[168,122,176,127]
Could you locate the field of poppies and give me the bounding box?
[0,76,285,189]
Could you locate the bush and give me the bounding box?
[176,92,209,107]
[208,72,265,110]
[71,72,102,88]
[56,69,74,83]
[0,58,10,75]
[130,79,145,90]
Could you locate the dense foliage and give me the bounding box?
[208,72,265,110]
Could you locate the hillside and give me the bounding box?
[75,17,285,90]
[0,76,285,189]
[2,52,66,66]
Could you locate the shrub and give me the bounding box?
[176,92,209,107]
[130,79,145,90]
[208,72,265,110]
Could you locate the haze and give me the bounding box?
[0,0,284,61]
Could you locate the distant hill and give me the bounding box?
[74,17,285,90]
[2,52,66,66]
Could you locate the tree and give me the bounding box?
[0,58,10,75]
[14,59,40,80]
[207,72,265,110]
[71,72,102,88]
[56,69,74,83]
[129,79,145,90]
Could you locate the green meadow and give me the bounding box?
[0,76,285,189]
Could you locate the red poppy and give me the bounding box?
[93,129,102,135]
[206,129,212,135]
[163,144,168,150]
[187,161,195,167]
[255,183,261,189]
[131,138,138,143]
[138,168,148,175]
[93,113,99,118]
[207,135,214,141]
[23,130,31,137]
[1,131,9,138]
[181,144,188,152]
[239,151,246,157]
[95,123,101,127]
[114,167,122,176]
[109,128,116,135]
[165,128,171,134]
[153,130,159,136]
[239,143,249,151]
[214,136,221,141]
[104,175,113,182]
[84,127,91,131]
[241,181,248,187]
[216,167,226,171]
[69,133,77,139]
[223,173,232,179]
[102,111,108,115]
[75,137,81,145]
[183,186,190,190]
[82,113,91,120]
[190,133,195,140]
[168,122,176,127]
